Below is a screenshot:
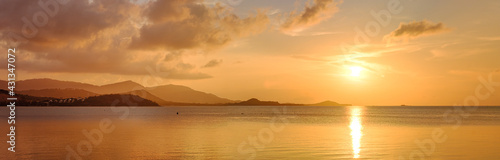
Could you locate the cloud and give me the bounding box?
[385,20,450,41]
[203,59,223,68]
[280,0,341,35]
[0,0,269,80]
[144,0,193,23]
[10,49,204,78]
[164,51,184,61]
[130,1,269,50]
[0,0,138,50]
[0,0,150,75]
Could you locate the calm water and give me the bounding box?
[1,106,500,159]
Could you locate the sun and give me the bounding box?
[349,66,363,77]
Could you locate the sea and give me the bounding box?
[1,106,500,159]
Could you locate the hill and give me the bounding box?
[124,89,175,106]
[230,98,281,106]
[308,101,351,106]
[0,79,234,104]
[75,94,158,106]
[2,78,99,91]
[0,89,54,106]
[17,88,98,99]
[0,89,158,106]
[0,79,350,106]
[146,84,234,104]
[96,80,145,94]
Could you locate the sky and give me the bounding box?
[1,0,499,105]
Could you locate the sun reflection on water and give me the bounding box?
[350,107,363,158]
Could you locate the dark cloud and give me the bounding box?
[385,20,450,41]
[0,0,137,50]
[144,0,194,23]
[0,0,149,76]
[0,0,269,80]
[203,59,223,68]
[130,1,269,50]
[0,0,346,79]
[280,0,341,35]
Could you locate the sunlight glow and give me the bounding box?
[350,108,363,158]
[349,66,363,77]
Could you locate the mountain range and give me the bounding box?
[0,78,233,105]
[0,78,350,106]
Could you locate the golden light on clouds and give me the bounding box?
[1,0,499,105]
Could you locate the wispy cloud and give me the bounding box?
[385,20,451,42]
[280,0,342,35]
[203,59,223,68]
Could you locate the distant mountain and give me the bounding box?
[0,78,235,105]
[76,94,158,106]
[17,88,98,99]
[125,89,174,106]
[308,101,351,106]
[96,80,145,94]
[230,98,281,106]
[6,78,99,91]
[2,79,352,106]
[146,85,234,104]
[0,89,158,106]
[0,89,54,106]
[0,85,352,107]
[7,79,144,95]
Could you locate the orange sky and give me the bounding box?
[1,0,499,105]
